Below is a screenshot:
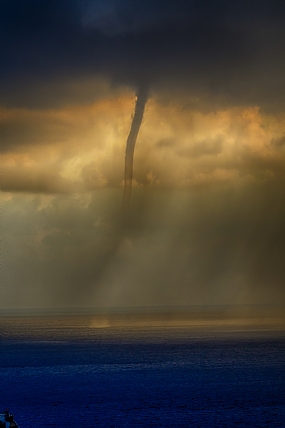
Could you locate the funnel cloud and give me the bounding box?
[122,87,148,211]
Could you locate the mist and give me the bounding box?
[2,178,285,310]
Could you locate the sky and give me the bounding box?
[2,0,285,310]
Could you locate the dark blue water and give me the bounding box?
[1,317,285,427]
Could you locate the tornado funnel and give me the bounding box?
[122,87,148,211]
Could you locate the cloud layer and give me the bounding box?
[2,0,285,111]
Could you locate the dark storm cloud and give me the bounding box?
[2,0,285,111]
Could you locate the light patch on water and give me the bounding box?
[88,317,111,328]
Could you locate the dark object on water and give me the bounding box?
[0,410,20,427]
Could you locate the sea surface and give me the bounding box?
[1,313,285,427]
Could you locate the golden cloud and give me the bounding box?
[2,92,285,194]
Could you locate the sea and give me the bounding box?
[1,310,285,427]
